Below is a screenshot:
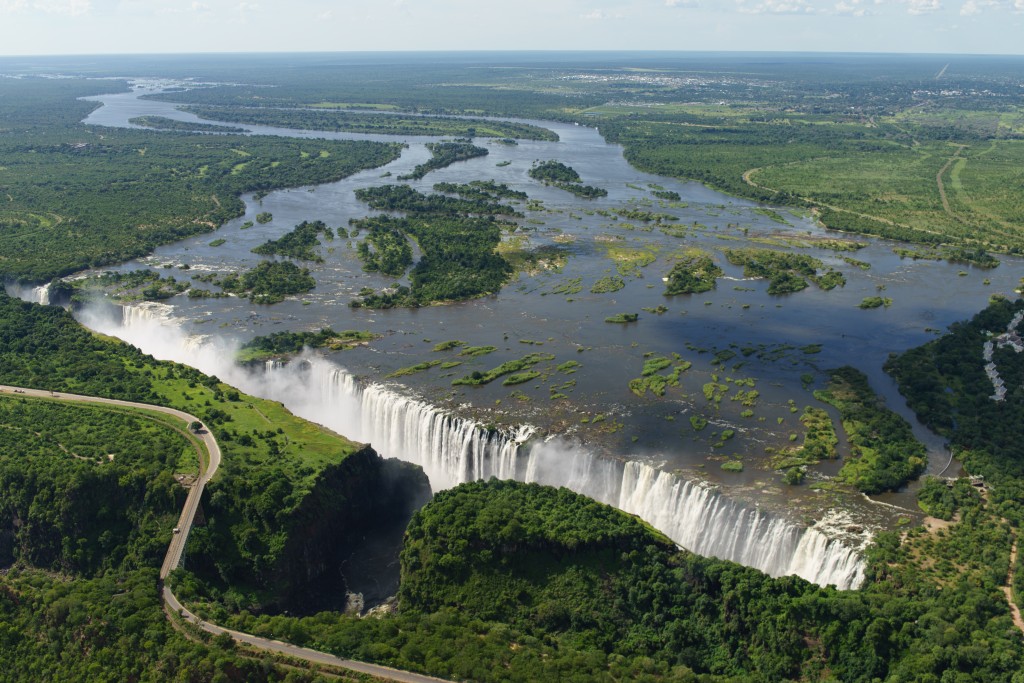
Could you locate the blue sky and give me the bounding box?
[1,0,1022,56]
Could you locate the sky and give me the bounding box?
[0,0,1022,56]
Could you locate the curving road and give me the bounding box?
[0,385,219,579]
[0,385,449,683]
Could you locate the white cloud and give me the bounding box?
[32,0,91,15]
[582,8,624,19]
[960,0,980,13]
[906,0,942,13]
[834,0,869,14]
[736,0,814,13]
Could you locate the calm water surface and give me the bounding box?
[74,79,1022,523]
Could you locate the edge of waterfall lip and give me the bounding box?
[107,300,876,573]
[320,355,876,555]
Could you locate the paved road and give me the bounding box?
[163,587,449,682]
[0,385,450,683]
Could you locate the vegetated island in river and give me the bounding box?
[346,184,553,308]
[128,115,247,134]
[398,141,489,181]
[181,105,559,141]
[236,327,380,362]
[189,260,315,304]
[251,219,335,262]
[528,160,608,198]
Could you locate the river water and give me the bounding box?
[21,77,1023,587]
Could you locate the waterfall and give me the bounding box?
[288,359,867,590]
[121,301,182,328]
[32,284,50,306]
[3,281,51,306]
[103,303,867,590]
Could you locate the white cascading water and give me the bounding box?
[92,302,867,590]
[33,284,50,306]
[298,359,867,590]
[3,282,51,306]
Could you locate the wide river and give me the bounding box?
[26,78,1022,584]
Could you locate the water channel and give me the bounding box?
[19,77,1023,589]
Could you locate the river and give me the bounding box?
[17,76,1023,589]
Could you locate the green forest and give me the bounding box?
[2,223,1024,680]
[399,141,489,180]
[348,185,517,307]
[183,105,559,141]
[175,477,1024,682]
[0,77,400,283]
[0,292,430,678]
[3,54,1024,682]
[252,219,334,262]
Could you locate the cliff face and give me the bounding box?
[202,445,431,614]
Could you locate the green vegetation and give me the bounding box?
[528,160,607,198]
[348,186,516,307]
[754,207,790,224]
[8,57,1024,681]
[459,345,497,357]
[0,566,334,682]
[0,292,423,679]
[629,356,691,397]
[604,312,639,323]
[128,115,247,133]
[387,360,444,378]
[355,184,521,217]
[0,78,400,283]
[590,275,625,293]
[859,296,893,309]
[724,248,845,294]
[432,340,465,352]
[771,406,839,474]
[917,476,982,521]
[815,367,926,493]
[355,219,413,276]
[237,328,378,362]
[434,180,528,201]
[2,291,428,601]
[664,249,723,295]
[183,105,558,140]
[893,245,1000,268]
[502,370,541,386]
[452,352,555,386]
[252,219,333,262]
[255,211,274,224]
[605,245,658,277]
[596,94,1024,254]
[193,478,1024,681]
[200,260,316,304]
[886,297,1024,469]
[54,269,193,303]
[399,141,488,181]
[0,396,188,573]
[528,159,581,183]
[556,360,581,373]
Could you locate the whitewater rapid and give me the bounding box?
[77,301,867,590]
